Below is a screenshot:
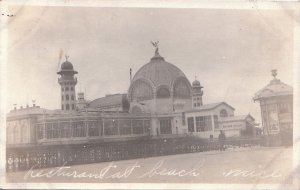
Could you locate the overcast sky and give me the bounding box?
[6,6,294,125]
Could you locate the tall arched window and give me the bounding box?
[66,95,69,100]
[71,87,74,91]
[66,104,70,110]
[14,125,20,143]
[220,109,228,117]
[65,87,69,91]
[173,79,190,99]
[21,125,26,143]
[71,95,74,100]
[157,87,170,98]
[62,95,64,100]
[130,80,154,101]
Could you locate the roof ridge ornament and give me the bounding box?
[271,69,277,79]
[270,69,280,85]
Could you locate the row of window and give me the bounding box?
[130,79,191,101]
[62,95,75,101]
[194,103,201,107]
[62,104,75,110]
[36,119,151,139]
[61,86,74,91]
[193,97,201,101]
[187,115,218,132]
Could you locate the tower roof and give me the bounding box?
[57,56,78,75]
[253,70,293,101]
[192,76,203,88]
[61,60,74,70]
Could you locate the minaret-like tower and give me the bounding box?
[192,76,204,108]
[57,56,78,112]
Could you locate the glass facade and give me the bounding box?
[160,119,172,134]
[130,80,154,101]
[132,120,144,134]
[195,116,212,132]
[173,79,190,99]
[37,117,151,140]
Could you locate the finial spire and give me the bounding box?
[65,55,69,61]
[271,69,277,79]
[130,68,132,83]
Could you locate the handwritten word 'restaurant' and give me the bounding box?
[24,159,205,180]
[24,162,140,180]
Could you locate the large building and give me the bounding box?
[6,46,260,171]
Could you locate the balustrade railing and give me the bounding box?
[6,137,263,172]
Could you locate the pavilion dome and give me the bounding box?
[129,50,192,101]
[253,70,293,101]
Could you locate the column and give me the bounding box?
[211,115,215,132]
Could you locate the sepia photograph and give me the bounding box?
[0,1,299,189]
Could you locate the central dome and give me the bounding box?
[129,51,191,102]
[132,54,187,87]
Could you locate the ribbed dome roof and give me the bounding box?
[253,71,293,100]
[132,52,187,88]
[61,61,74,70]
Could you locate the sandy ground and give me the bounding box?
[5,147,294,186]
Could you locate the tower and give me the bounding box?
[57,56,78,112]
[192,76,204,108]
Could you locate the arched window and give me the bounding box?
[157,87,170,98]
[173,79,190,99]
[220,109,228,117]
[62,95,64,100]
[61,104,64,110]
[71,87,73,91]
[61,87,64,91]
[66,104,70,110]
[72,104,75,110]
[71,95,74,100]
[66,95,69,100]
[130,80,154,101]
[65,87,69,91]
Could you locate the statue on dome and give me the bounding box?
[150,41,159,55]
